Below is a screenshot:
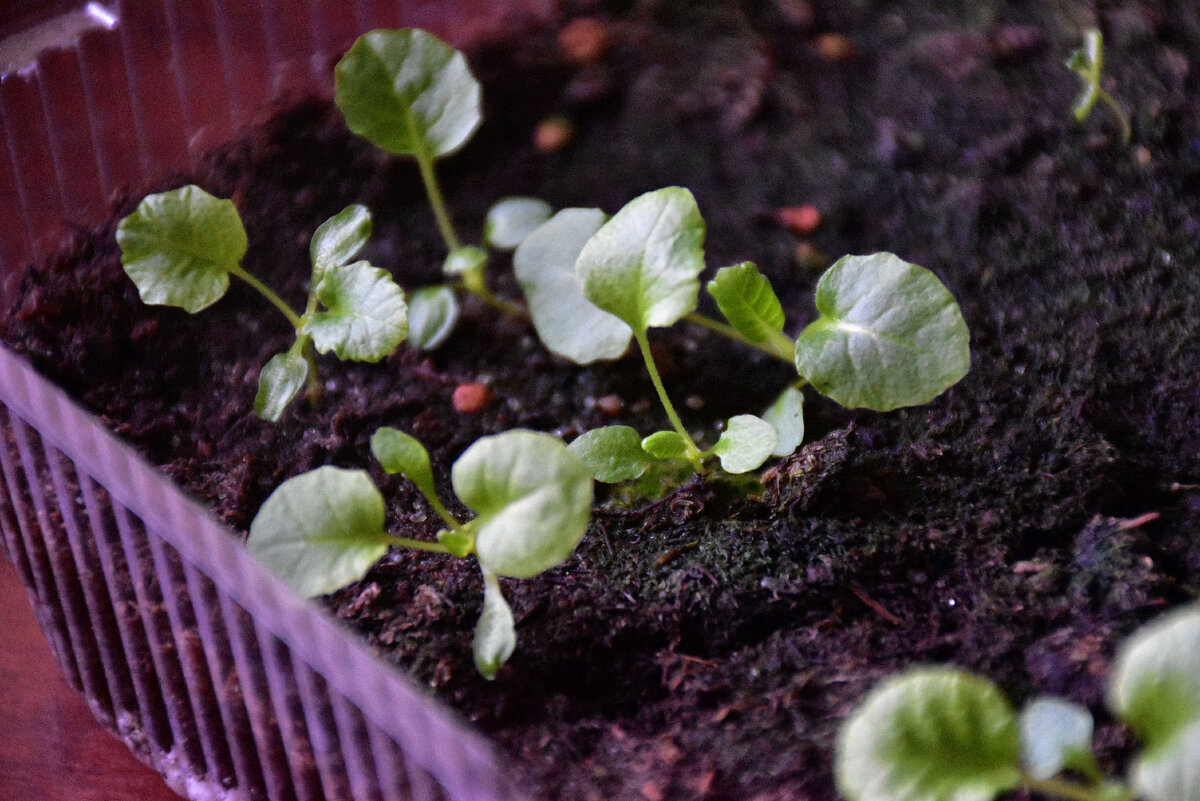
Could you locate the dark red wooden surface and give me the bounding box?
[0,553,182,801]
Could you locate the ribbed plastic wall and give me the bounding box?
[0,1,552,799]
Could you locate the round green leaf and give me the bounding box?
[370,426,437,499]
[452,431,592,579]
[334,28,482,158]
[116,185,246,313]
[567,426,651,483]
[836,667,1021,801]
[311,204,371,270]
[1109,605,1200,757]
[254,350,308,422]
[1018,697,1096,781]
[794,253,970,411]
[577,187,706,333]
[485,196,553,250]
[514,208,631,364]
[248,467,390,598]
[303,260,408,361]
[407,285,460,350]
[641,431,689,461]
[711,414,777,474]
[474,568,517,680]
[762,387,805,457]
[707,261,786,344]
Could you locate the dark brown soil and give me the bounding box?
[6,2,1200,799]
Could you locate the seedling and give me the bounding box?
[247,428,593,678]
[836,603,1200,801]
[518,188,970,484]
[116,187,408,421]
[1066,28,1131,143]
[335,28,545,326]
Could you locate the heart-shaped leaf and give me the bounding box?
[310,204,371,271]
[836,667,1021,801]
[577,187,706,333]
[334,28,482,158]
[452,431,592,578]
[116,185,246,313]
[1019,697,1096,781]
[762,387,805,457]
[515,208,631,364]
[248,467,390,598]
[485,196,554,250]
[710,414,777,474]
[474,568,516,680]
[568,425,651,483]
[707,261,786,344]
[254,351,308,422]
[304,260,408,361]
[794,252,970,411]
[407,285,460,350]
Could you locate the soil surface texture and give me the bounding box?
[6,2,1200,800]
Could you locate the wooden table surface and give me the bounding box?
[0,553,182,801]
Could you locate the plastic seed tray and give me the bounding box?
[0,2,550,799]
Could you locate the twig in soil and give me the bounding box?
[655,540,699,568]
[849,585,905,627]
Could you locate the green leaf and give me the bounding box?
[567,426,651,483]
[370,426,438,502]
[576,187,707,333]
[451,431,592,579]
[407,285,460,350]
[514,208,631,364]
[311,204,371,271]
[793,252,970,411]
[707,262,786,343]
[762,387,805,457]
[485,196,554,250]
[710,414,777,474]
[303,260,408,361]
[1130,721,1200,801]
[642,431,689,461]
[247,467,390,598]
[836,667,1021,801]
[334,28,482,158]
[443,245,487,277]
[1018,697,1096,781]
[474,568,516,679]
[116,185,246,313]
[1109,605,1200,758]
[254,351,308,422]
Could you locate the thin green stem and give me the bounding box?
[1098,89,1132,143]
[425,494,461,533]
[409,134,462,252]
[1022,775,1132,801]
[386,535,452,555]
[685,312,795,363]
[228,264,304,330]
[453,279,529,320]
[634,330,704,471]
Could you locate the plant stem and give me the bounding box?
[404,109,462,253]
[386,535,452,555]
[454,279,529,320]
[228,264,305,330]
[1022,776,1132,801]
[1098,89,1132,143]
[685,312,795,363]
[634,330,704,471]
